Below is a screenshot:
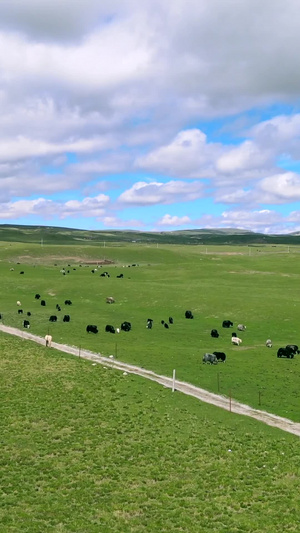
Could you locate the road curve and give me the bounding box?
[1,324,300,438]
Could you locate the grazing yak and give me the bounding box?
[35,294,40,300]
[18,309,23,314]
[237,324,247,331]
[211,329,219,338]
[121,321,131,332]
[105,325,115,333]
[285,344,299,355]
[213,351,226,362]
[63,315,70,322]
[65,300,72,305]
[45,334,52,347]
[231,336,242,346]
[169,317,174,324]
[146,318,153,329]
[17,301,21,306]
[49,315,57,322]
[203,353,218,364]
[27,312,31,316]
[41,300,46,306]
[116,273,124,278]
[23,320,30,329]
[277,347,294,359]
[222,320,233,328]
[185,310,194,319]
[106,297,115,304]
[86,325,98,334]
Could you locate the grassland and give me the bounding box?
[1,333,300,532]
[1,240,300,422]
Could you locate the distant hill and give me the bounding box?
[1,224,300,245]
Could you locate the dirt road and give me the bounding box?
[1,323,300,438]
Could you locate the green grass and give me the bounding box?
[1,242,300,424]
[1,333,300,532]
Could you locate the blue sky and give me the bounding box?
[1,0,300,234]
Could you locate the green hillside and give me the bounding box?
[1,223,300,245]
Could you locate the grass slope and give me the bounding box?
[1,333,300,532]
[1,242,300,423]
[2,223,300,245]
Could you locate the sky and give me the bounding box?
[1,0,300,234]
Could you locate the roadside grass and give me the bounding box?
[1,333,300,532]
[1,243,300,421]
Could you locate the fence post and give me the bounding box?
[172,369,176,392]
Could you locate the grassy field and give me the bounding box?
[0,240,300,424]
[1,333,300,532]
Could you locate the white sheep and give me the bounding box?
[45,334,52,347]
[266,339,272,348]
[231,336,242,346]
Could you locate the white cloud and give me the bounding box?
[195,209,287,234]
[258,172,300,203]
[118,179,205,206]
[0,194,110,220]
[156,214,192,227]
[135,129,222,177]
[216,141,272,174]
[1,1,300,233]
[102,215,144,229]
[0,134,118,163]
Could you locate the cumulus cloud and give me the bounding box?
[0,194,110,221]
[102,215,144,229]
[156,214,192,227]
[1,1,300,232]
[258,172,300,203]
[216,141,272,174]
[195,209,287,234]
[135,129,222,178]
[117,179,205,206]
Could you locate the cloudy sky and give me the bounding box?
[1,0,300,234]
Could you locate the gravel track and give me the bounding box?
[1,324,300,438]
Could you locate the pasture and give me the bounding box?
[0,241,300,421]
[1,333,300,532]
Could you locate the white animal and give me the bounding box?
[45,334,52,347]
[231,336,242,346]
[266,339,272,348]
[17,301,21,306]
[237,324,246,331]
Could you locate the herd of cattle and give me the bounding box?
[4,297,299,364]
[1,265,299,362]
